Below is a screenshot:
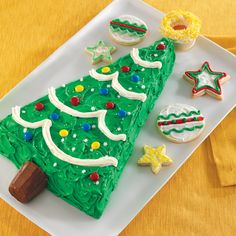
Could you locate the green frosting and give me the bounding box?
[162,125,204,135]
[157,110,201,120]
[0,38,175,218]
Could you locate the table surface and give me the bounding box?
[0,0,236,235]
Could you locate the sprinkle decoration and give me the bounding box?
[59,129,69,137]
[106,102,115,109]
[50,112,60,121]
[100,88,109,95]
[91,141,101,150]
[160,9,201,42]
[118,109,127,118]
[121,66,130,72]
[82,123,91,131]
[131,74,140,82]
[75,85,84,93]
[70,96,80,106]
[101,67,111,74]
[24,131,33,141]
[35,102,44,111]
[90,172,100,182]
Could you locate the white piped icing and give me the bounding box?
[130,48,162,69]
[12,106,118,167]
[89,70,147,102]
[48,87,126,141]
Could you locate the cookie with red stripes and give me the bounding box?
[109,15,148,45]
[157,104,205,143]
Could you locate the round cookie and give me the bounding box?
[109,15,148,45]
[156,104,205,143]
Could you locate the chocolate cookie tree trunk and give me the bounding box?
[0,38,175,218]
[9,161,48,203]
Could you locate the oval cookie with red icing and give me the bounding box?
[109,15,148,45]
[157,104,205,143]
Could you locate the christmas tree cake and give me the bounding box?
[0,38,175,218]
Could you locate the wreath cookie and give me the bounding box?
[157,104,205,143]
[160,10,201,51]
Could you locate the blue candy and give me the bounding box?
[131,74,140,82]
[100,88,109,95]
[24,131,33,141]
[50,112,60,121]
[82,123,91,131]
[118,109,127,118]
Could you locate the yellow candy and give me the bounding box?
[59,129,69,137]
[91,141,100,150]
[101,67,110,74]
[75,85,84,93]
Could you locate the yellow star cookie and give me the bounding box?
[137,145,173,174]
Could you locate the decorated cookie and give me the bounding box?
[109,15,148,45]
[157,104,205,143]
[183,61,230,100]
[137,145,173,174]
[85,40,116,64]
[160,10,201,50]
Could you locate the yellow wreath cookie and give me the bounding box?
[160,10,201,50]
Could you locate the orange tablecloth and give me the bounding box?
[0,0,236,235]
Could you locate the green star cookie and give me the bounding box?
[85,40,116,64]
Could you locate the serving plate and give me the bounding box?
[0,0,235,235]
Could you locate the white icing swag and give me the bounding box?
[48,87,126,142]
[12,106,118,167]
[89,69,147,102]
[130,48,162,69]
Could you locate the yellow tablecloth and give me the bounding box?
[0,0,236,235]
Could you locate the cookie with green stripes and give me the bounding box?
[109,15,148,45]
[157,104,205,143]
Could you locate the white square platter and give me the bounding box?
[0,0,235,235]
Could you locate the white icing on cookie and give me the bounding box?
[109,15,148,45]
[157,103,205,143]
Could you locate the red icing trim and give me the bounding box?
[157,116,204,126]
[185,61,227,95]
[110,21,147,33]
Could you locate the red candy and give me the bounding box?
[106,101,115,109]
[121,66,130,72]
[90,172,99,182]
[156,43,166,50]
[173,24,187,30]
[35,102,44,111]
[70,96,80,106]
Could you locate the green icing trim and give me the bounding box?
[0,38,175,219]
[163,125,204,135]
[157,110,201,120]
[110,19,147,37]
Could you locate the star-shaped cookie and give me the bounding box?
[183,61,230,100]
[85,40,116,64]
[137,145,173,174]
